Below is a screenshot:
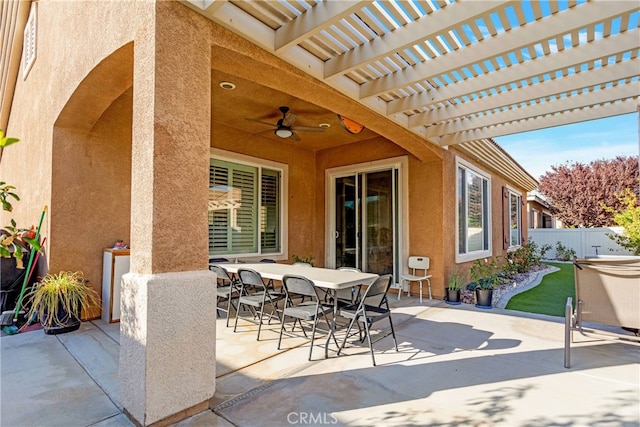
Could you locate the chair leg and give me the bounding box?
[337,316,359,356]
[226,293,236,327]
[233,302,242,332]
[388,315,398,352]
[419,281,423,304]
[363,319,376,366]
[277,314,287,350]
[427,278,432,300]
[309,316,318,361]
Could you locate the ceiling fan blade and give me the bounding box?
[282,112,297,127]
[292,126,326,132]
[254,129,274,136]
[245,118,277,127]
[289,132,301,141]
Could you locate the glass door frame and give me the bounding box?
[325,156,408,286]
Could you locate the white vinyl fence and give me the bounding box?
[528,227,635,259]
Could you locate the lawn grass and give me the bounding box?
[505,262,576,317]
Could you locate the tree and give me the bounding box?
[537,156,639,227]
[602,188,640,255]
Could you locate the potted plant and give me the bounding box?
[27,271,98,335]
[1,132,45,330]
[292,254,314,266]
[467,258,500,308]
[445,269,465,305]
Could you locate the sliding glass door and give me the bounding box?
[333,169,398,278]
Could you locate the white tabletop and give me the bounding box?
[220,263,378,290]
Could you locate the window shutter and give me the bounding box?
[231,168,258,253]
[260,169,280,252]
[502,186,510,250]
[209,162,230,254]
[209,160,258,254]
[521,196,526,245]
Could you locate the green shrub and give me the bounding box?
[555,241,576,261]
[468,257,502,290]
[602,188,640,255]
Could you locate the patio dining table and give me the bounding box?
[221,263,379,358]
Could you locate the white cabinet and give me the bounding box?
[102,249,130,323]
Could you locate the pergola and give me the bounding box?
[184,0,639,174]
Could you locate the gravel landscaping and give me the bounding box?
[459,263,560,308]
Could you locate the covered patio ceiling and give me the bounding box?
[184,0,639,189]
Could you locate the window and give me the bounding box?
[457,160,491,261]
[209,156,283,257]
[507,188,522,248]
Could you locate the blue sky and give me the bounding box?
[494,112,639,180]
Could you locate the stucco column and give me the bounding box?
[119,3,215,426]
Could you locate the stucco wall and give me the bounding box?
[2,0,529,306]
[444,148,529,286]
[3,1,143,310]
[211,122,318,263]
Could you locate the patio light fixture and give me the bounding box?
[275,128,293,138]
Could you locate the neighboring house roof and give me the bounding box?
[527,191,552,209]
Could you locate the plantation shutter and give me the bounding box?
[209,159,258,254]
[209,162,229,254]
[502,186,510,250]
[260,169,280,253]
[521,196,526,245]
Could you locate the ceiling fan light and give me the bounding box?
[275,128,293,138]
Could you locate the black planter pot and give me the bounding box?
[0,255,27,312]
[475,289,493,309]
[445,289,461,305]
[42,303,81,335]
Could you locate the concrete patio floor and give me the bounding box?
[1,296,639,427]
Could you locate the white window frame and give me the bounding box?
[507,186,523,249]
[210,148,288,260]
[324,156,408,285]
[456,157,492,263]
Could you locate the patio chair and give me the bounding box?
[337,274,398,366]
[334,267,362,305]
[277,274,335,360]
[399,256,432,303]
[565,257,640,368]
[234,268,285,340]
[209,264,240,327]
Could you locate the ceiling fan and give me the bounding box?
[246,106,326,141]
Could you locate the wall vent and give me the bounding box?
[22,3,37,79]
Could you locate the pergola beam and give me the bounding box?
[275,1,370,52]
[424,83,639,138]
[323,0,513,78]
[359,1,637,99]
[414,57,640,132]
[389,29,640,115]
[437,98,638,145]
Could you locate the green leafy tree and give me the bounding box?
[601,188,640,255]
